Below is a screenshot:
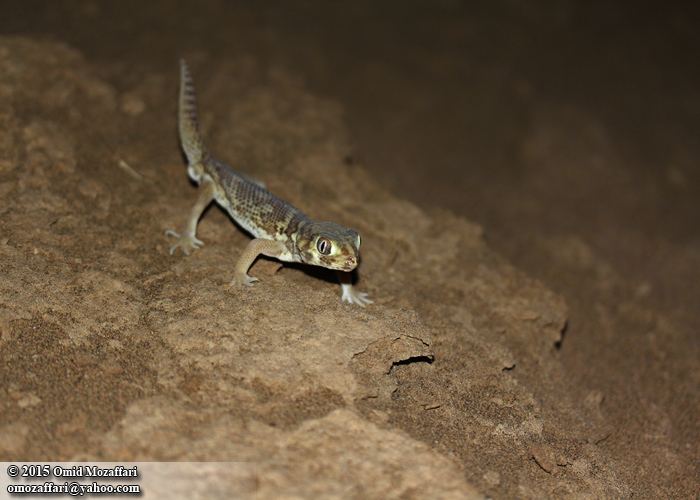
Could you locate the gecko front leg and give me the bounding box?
[231,238,288,290]
[337,271,373,307]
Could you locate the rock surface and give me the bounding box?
[0,27,695,499]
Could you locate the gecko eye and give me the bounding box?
[317,237,332,255]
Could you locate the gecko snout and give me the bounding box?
[343,255,358,270]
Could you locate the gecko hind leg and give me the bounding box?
[166,177,216,255]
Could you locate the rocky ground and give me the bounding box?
[0,2,698,499]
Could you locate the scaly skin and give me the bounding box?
[166,60,372,306]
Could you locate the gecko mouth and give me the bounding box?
[342,256,358,271]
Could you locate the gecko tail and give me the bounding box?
[179,59,209,180]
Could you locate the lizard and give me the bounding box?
[166,59,372,307]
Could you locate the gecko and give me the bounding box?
[166,60,372,307]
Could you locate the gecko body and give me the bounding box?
[167,60,371,306]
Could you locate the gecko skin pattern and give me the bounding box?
[166,60,372,306]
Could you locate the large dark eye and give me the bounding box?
[317,237,332,255]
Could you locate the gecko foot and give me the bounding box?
[341,283,373,307]
[166,229,204,255]
[231,273,259,290]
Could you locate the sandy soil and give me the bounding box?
[1,2,698,499]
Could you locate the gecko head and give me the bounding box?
[296,222,361,271]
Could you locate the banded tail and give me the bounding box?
[179,59,208,176]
